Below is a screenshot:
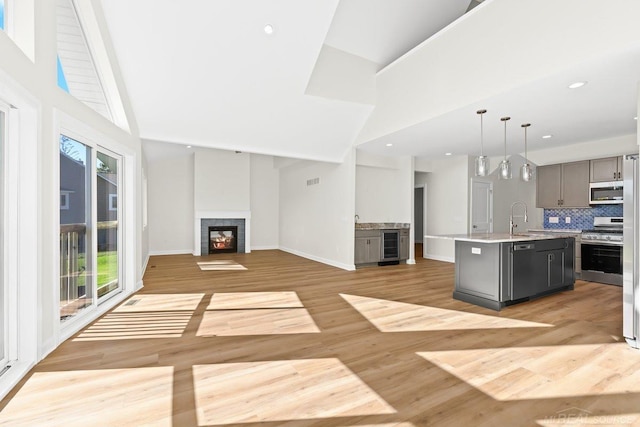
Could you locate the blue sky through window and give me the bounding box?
[57,56,70,92]
[0,1,5,30]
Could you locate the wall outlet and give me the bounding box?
[549,217,559,224]
[565,217,571,224]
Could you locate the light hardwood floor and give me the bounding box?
[2,250,640,426]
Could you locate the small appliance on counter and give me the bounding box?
[581,217,623,286]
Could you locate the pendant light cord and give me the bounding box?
[477,109,487,157]
[522,123,531,162]
[501,116,510,160]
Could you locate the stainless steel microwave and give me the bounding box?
[589,181,623,204]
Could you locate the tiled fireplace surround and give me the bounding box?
[194,211,251,256]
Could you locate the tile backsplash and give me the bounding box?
[543,205,623,229]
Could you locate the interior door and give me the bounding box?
[471,180,493,233]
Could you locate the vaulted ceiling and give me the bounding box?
[100,0,640,163]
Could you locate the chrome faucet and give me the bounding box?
[510,201,528,235]
[354,214,359,224]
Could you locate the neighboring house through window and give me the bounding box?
[60,190,71,210]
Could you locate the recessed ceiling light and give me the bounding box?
[264,24,274,35]
[635,116,638,120]
[568,81,587,89]
[542,135,553,139]
[445,152,452,156]
[385,143,393,147]
[186,145,192,148]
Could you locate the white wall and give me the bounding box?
[478,154,541,233]
[146,145,194,255]
[424,156,469,262]
[279,150,356,270]
[144,143,281,253]
[250,154,279,249]
[355,164,412,223]
[528,133,637,165]
[194,149,250,211]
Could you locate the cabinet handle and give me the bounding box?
[615,172,617,179]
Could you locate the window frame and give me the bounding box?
[54,110,136,342]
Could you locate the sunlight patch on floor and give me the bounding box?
[197,260,247,271]
[208,291,303,309]
[192,359,396,425]
[114,293,205,312]
[75,311,193,340]
[198,291,319,336]
[341,294,552,332]
[0,367,173,426]
[418,343,640,401]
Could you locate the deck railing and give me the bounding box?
[60,221,118,318]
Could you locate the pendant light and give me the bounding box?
[520,123,534,182]
[474,109,489,177]
[498,116,512,180]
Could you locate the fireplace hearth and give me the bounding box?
[209,226,238,254]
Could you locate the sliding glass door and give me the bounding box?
[59,133,123,322]
[59,135,92,321]
[96,150,120,301]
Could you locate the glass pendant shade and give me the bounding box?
[499,159,512,179]
[474,109,489,176]
[520,163,533,181]
[499,116,512,180]
[520,123,534,182]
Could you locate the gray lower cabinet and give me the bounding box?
[454,238,575,310]
[355,228,410,265]
[399,229,409,261]
[355,230,381,264]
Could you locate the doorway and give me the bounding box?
[471,179,493,233]
[414,185,427,259]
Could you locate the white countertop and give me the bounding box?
[425,232,578,243]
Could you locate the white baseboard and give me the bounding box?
[142,253,150,275]
[424,254,455,263]
[148,249,193,256]
[251,245,279,251]
[279,246,356,271]
[39,336,57,361]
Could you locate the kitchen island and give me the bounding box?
[429,233,575,311]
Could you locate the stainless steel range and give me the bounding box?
[581,216,623,286]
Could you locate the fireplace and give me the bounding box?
[209,226,238,254]
[196,213,249,256]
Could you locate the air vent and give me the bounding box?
[307,177,320,186]
[124,299,140,306]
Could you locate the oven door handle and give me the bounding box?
[580,240,623,247]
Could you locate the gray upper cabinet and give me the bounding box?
[536,164,562,208]
[590,156,623,182]
[536,161,590,208]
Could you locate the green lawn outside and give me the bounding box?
[97,250,118,287]
[71,251,118,289]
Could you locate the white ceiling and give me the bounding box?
[99,0,640,163]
